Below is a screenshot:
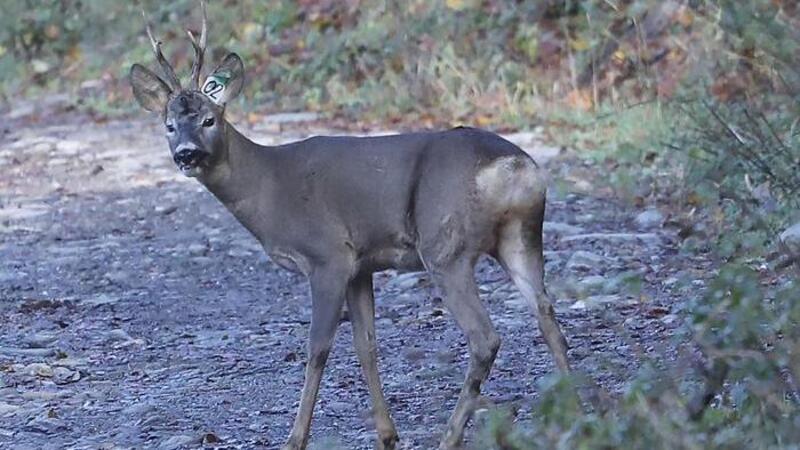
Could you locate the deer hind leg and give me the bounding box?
[497,219,570,372]
[427,257,501,449]
[346,273,399,450]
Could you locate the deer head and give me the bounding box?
[129,1,244,177]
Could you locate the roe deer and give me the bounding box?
[129,3,569,449]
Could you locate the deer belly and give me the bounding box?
[362,245,423,272]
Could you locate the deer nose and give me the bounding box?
[173,145,203,165]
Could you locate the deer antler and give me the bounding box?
[142,9,182,91]
[187,0,208,88]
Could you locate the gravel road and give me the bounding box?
[0,113,711,449]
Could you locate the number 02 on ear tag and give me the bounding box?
[202,74,228,105]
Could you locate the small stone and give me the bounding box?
[202,433,221,444]
[24,410,67,434]
[227,248,253,258]
[634,209,665,229]
[326,401,351,413]
[84,293,120,307]
[386,272,423,291]
[23,363,54,378]
[0,402,20,417]
[402,348,426,363]
[543,221,585,236]
[155,205,178,215]
[561,233,661,245]
[570,300,587,310]
[187,243,207,257]
[660,314,679,325]
[779,222,800,256]
[158,434,201,450]
[585,294,620,305]
[570,295,619,310]
[52,357,87,369]
[52,367,81,385]
[21,391,64,401]
[105,329,132,343]
[662,277,679,287]
[577,275,606,292]
[23,332,58,349]
[55,140,86,156]
[566,251,609,272]
[7,102,36,120]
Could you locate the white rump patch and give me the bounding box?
[475,156,547,211]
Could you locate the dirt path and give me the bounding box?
[0,114,711,449]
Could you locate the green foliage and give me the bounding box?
[481,265,800,450]
[0,0,669,122]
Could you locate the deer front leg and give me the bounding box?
[346,272,399,449]
[283,266,349,450]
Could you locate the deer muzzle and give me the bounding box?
[173,145,208,176]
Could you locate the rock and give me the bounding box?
[155,205,178,215]
[662,276,679,287]
[566,251,609,272]
[0,202,50,221]
[187,243,207,257]
[83,293,120,307]
[52,357,88,369]
[55,140,86,156]
[386,272,424,291]
[23,363,54,378]
[585,294,620,305]
[105,329,132,343]
[227,248,253,258]
[561,233,661,245]
[0,402,20,417]
[779,222,800,256]
[660,314,679,325]
[634,209,665,229]
[158,434,201,450]
[504,294,527,310]
[577,275,607,292]
[570,295,620,310]
[24,410,67,434]
[326,401,351,414]
[7,102,36,120]
[543,221,585,236]
[21,391,65,401]
[52,367,81,385]
[570,300,587,310]
[23,332,58,348]
[202,433,221,444]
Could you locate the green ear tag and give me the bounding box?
[202,73,230,105]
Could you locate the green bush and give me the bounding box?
[480,265,800,450]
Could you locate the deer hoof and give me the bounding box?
[438,441,463,450]
[438,430,464,450]
[281,438,304,450]
[376,433,399,450]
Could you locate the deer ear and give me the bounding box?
[200,53,244,106]
[129,64,172,113]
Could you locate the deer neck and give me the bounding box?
[198,121,276,234]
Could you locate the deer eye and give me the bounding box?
[165,123,175,133]
[202,117,215,127]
